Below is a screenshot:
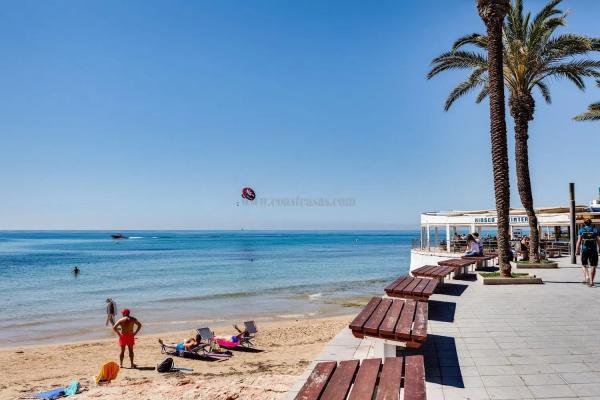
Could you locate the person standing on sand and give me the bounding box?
[576,218,600,287]
[112,308,142,368]
[105,298,116,327]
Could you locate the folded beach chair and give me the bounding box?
[160,338,232,361]
[94,361,119,385]
[241,320,258,348]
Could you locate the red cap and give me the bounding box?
[121,308,130,316]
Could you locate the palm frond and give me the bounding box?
[574,102,600,121]
[444,69,487,111]
[534,81,552,104]
[475,84,489,103]
[451,33,488,52]
[427,51,487,79]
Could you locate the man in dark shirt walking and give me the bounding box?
[576,219,600,287]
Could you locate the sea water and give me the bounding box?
[0,231,416,346]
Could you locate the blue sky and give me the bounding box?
[1,0,599,229]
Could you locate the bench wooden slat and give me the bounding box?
[419,265,438,274]
[364,298,393,335]
[404,355,426,400]
[421,278,438,296]
[295,361,337,400]
[395,299,416,339]
[320,359,360,400]
[384,276,408,293]
[347,358,381,400]
[402,277,421,294]
[378,298,404,338]
[393,276,416,293]
[412,277,430,295]
[349,297,381,333]
[375,357,403,400]
[412,301,428,341]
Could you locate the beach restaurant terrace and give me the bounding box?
[417,206,600,254]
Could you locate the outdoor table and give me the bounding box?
[349,297,428,357]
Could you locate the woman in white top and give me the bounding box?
[464,234,479,257]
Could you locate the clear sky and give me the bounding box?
[1,0,599,230]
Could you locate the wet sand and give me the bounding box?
[0,315,352,400]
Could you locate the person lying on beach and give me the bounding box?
[112,308,142,368]
[158,337,198,352]
[212,324,250,345]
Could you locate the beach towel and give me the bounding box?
[64,381,80,396]
[33,387,65,399]
[94,361,119,384]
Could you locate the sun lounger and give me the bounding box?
[294,356,426,400]
[384,276,438,301]
[160,339,232,361]
[197,323,259,350]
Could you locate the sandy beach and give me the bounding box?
[0,315,352,400]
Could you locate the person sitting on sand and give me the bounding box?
[112,308,142,368]
[158,337,198,352]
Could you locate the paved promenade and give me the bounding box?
[286,259,600,399]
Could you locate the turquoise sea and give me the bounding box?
[0,231,416,346]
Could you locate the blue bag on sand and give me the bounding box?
[64,381,80,396]
[33,387,65,399]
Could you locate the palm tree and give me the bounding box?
[574,80,600,121]
[475,0,512,277]
[429,0,600,263]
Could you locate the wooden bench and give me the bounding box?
[411,265,454,282]
[349,297,428,355]
[461,254,496,269]
[384,276,438,301]
[545,247,562,258]
[294,356,426,400]
[438,258,476,276]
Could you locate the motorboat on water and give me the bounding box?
[111,233,127,239]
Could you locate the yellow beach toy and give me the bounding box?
[94,361,120,385]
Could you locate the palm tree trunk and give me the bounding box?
[509,94,540,263]
[477,0,511,277]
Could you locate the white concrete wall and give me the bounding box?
[409,249,460,272]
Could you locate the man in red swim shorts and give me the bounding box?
[112,308,142,368]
